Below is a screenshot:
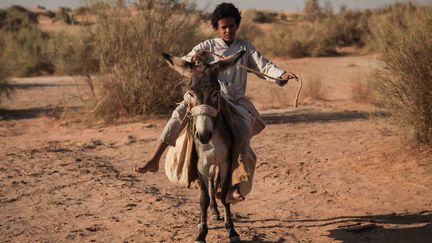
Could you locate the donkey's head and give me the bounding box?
[162,50,245,144]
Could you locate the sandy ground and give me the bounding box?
[1,53,432,243]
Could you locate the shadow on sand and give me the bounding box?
[262,110,390,125]
[237,211,432,243]
[0,106,78,120]
[10,82,77,90]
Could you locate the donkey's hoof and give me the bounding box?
[211,215,223,221]
[229,236,241,242]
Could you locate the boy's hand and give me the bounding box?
[276,72,299,87]
[281,72,299,81]
[191,50,206,65]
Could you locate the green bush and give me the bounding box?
[371,6,432,144]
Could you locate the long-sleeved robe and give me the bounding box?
[164,38,285,197]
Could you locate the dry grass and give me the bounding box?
[48,31,98,75]
[371,6,432,145]
[0,27,54,77]
[0,64,13,104]
[351,79,375,104]
[244,3,421,58]
[303,76,325,100]
[0,2,422,79]
[0,6,56,77]
[85,2,203,121]
[252,21,337,58]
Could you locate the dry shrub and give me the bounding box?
[303,76,325,100]
[0,5,57,77]
[0,64,13,104]
[250,2,421,58]
[371,6,432,145]
[351,79,374,104]
[0,27,54,77]
[0,5,38,31]
[236,12,263,42]
[304,0,321,20]
[48,31,98,75]
[54,7,77,25]
[242,9,282,24]
[322,9,370,47]
[252,10,278,23]
[254,21,337,58]
[87,1,203,121]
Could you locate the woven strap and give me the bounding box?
[190,104,218,118]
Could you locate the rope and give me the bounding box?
[190,104,218,118]
[203,50,302,108]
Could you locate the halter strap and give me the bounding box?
[190,104,218,118]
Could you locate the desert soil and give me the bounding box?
[1,53,432,243]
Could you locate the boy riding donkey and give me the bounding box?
[135,2,298,203]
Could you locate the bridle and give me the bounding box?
[185,100,220,141]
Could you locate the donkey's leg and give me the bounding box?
[195,175,210,243]
[223,202,240,242]
[209,166,221,221]
[219,164,240,242]
[209,177,222,221]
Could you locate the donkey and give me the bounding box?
[162,50,245,243]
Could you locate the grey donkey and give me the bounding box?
[162,50,245,242]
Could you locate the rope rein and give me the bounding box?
[203,50,302,108]
[190,104,218,118]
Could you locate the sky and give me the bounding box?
[0,0,431,11]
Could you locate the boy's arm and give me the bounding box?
[246,42,297,86]
[181,41,211,64]
[182,48,198,62]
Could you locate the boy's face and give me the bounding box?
[216,17,238,44]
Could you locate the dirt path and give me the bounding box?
[1,54,432,242]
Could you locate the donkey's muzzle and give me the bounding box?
[190,104,218,144]
[195,131,212,144]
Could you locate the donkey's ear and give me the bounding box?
[212,50,245,73]
[162,53,194,78]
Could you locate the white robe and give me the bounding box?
[182,38,285,101]
[164,38,285,197]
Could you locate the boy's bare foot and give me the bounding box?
[225,187,245,204]
[134,159,159,173]
[232,189,245,201]
[135,141,167,174]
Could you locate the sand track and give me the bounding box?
[1,54,432,242]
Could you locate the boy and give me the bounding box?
[135,2,298,202]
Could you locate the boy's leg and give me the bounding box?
[228,115,253,203]
[135,141,168,173]
[223,97,263,203]
[135,102,188,174]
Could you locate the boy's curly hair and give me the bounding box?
[210,2,241,30]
